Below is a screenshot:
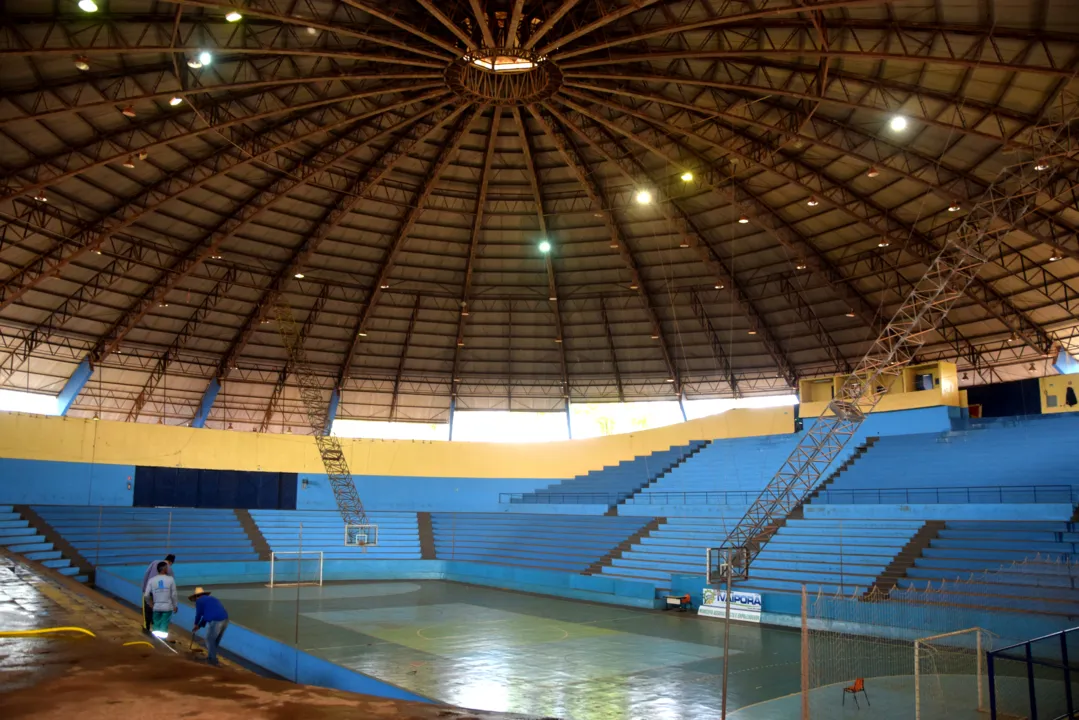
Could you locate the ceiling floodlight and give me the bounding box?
[294,272,304,279]
[198,51,212,66]
[78,0,98,11]
[225,11,243,22]
[680,171,693,182]
[538,240,552,253]
[635,189,652,205]
[889,115,908,132]
[169,96,183,106]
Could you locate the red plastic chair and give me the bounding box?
[842,678,870,708]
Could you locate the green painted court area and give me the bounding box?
[203,580,992,719]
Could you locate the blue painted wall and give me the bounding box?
[297,473,555,512]
[0,458,134,505]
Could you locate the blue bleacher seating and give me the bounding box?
[251,510,420,559]
[0,505,86,581]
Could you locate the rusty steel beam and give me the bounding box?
[213,103,469,384]
[341,106,482,380]
[547,100,799,387]
[389,295,422,421]
[468,0,498,47]
[506,0,527,47]
[552,0,892,60]
[552,93,883,332]
[126,266,238,422]
[571,78,1079,254]
[0,70,440,128]
[523,0,586,50]
[158,0,453,60]
[456,107,501,347]
[335,0,461,53]
[536,0,661,55]
[414,0,474,47]
[775,273,850,374]
[687,288,741,398]
[3,80,443,203]
[527,103,682,391]
[557,21,1079,78]
[568,88,1058,358]
[512,106,570,391]
[0,16,442,68]
[598,297,625,402]
[256,283,331,433]
[92,98,457,364]
[0,87,447,315]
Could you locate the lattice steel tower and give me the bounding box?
[709,96,1078,584]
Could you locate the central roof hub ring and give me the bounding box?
[445,46,562,106]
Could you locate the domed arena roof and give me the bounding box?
[1,0,1078,430]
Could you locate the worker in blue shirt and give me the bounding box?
[189,587,229,666]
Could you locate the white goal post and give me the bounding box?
[915,627,991,720]
[269,550,324,588]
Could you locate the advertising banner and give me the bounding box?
[699,588,762,623]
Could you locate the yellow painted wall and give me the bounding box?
[0,406,795,479]
[798,361,961,418]
[1040,373,1079,414]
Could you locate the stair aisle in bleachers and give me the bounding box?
[431,513,651,572]
[508,441,709,508]
[31,506,260,568]
[250,510,421,559]
[0,505,85,581]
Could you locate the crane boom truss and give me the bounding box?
[272,299,368,531]
[710,95,1078,584]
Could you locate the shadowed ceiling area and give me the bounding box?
[1,0,1078,430]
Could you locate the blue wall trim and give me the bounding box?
[0,458,134,505]
[56,356,94,416]
[191,377,221,429]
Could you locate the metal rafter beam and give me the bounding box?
[512,106,570,391]
[389,295,421,421]
[774,273,850,374]
[547,100,799,388]
[687,288,741,398]
[552,0,892,60]
[2,80,441,202]
[468,0,497,48]
[598,297,625,402]
[571,77,1079,258]
[0,87,446,316]
[536,0,661,55]
[414,0,474,48]
[506,0,527,47]
[215,102,468,383]
[257,283,331,433]
[341,106,481,384]
[456,107,501,347]
[94,97,456,364]
[558,20,1079,78]
[127,266,237,422]
[567,87,1058,357]
[526,103,681,391]
[550,92,885,336]
[0,17,442,68]
[334,0,461,53]
[523,0,586,50]
[157,0,453,60]
[0,70,440,128]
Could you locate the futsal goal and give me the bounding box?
[268,550,323,588]
[915,627,992,720]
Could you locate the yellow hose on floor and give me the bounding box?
[0,626,96,638]
[123,641,154,648]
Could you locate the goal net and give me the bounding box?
[915,627,992,720]
[269,551,323,588]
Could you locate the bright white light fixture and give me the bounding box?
[169,96,183,106]
[225,11,243,22]
[806,196,819,206]
[198,51,212,66]
[635,189,652,205]
[74,56,90,71]
[1034,161,1050,171]
[187,58,203,69]
[78,0,98,11]
[1049,248,1063,261]
[294,272,304,279]
[889,115,908,132]
[738,215,749,224]
[878,239,890,247]
[680,171,693,182]
[948,201,961,212]
[469,52,537,73]
[538,240,552,253]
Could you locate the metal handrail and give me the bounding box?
[814,484,1078,505]
[499,485,1079,505]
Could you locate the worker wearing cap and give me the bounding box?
[189,587,229,667]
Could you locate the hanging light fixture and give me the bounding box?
[294,272,304,279]
[806,196,819,207]
[1034,161,1050,171]
[795,260,807,270]
[225,11,243,22]
[948,201,961,212]
[169,96,183,106]
[738,215,749,224]
[74,56,90,71]
[32,190,47,202]
[1049,248,1063,262]
[845,309,857,318]
[122,106,136,118]
[122,156,135,169]
[714,283,724,290]
[187,57,203,69]
[629,282,639,290]
[198,51,212,66]
[138,150,148,161]
[889,115,908,132]
[1028,363,1037,374]
[866,167,880,178]
[878,238,890,248]
[78,0,98,11]
[680,171,693,182]
[538,239,552,253]
[679,239,690,248]
[635,189,653,205]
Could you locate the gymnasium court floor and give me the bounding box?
[197,580,1012,720]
